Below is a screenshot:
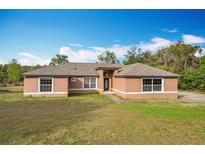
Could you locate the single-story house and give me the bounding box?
[23,63,180,99]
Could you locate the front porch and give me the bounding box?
[96,66,120,92]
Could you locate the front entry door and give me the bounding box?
[104,78,109,91]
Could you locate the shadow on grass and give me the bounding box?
[0,90,22,93]
[69,92,99,96]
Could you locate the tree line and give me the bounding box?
[0,41,205,91]
[0,54,68,86]
[97,41,205,91]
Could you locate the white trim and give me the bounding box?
[38,77,40,93]
[24,92,68,95]
[82,77,84,88]
[52,77,54,92]
[38,77,53,93]
[112,88,177,95]
[69,88,99,91]
[162,78,164,92]
[83,77,97,89]
[96,77,98,89]
[141,78,164,93]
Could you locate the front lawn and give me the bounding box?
[1,87,205,144]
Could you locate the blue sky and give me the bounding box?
[0,10,205,65]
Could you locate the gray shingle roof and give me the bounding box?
[23,62,180,77]
[23,62,122,77]
[115,63,180,77]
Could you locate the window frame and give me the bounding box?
[38,77,53,93]
[141,78,164,93]
[83,77,97,89]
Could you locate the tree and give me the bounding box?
[155,48,172,66]
[20,65,42,82]
[179,61,205,91]
[121,41,205,92]
[155,41,202,70]
[123,47,144,65]
[7,59,21,85]
[141,50,154,64]
[49,54,69,66]
[0,64,8,84]
[97,51,119,64]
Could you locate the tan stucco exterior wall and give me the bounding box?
[24,77,69,96]
[69,76,100,89]
[24,77,38,93]
[24,75,178,99]
[97,69,104,90]
[69,76,100,93]
[125,78,141,92]
[164,78,178,91]
[112,77,178,99]
[69,77,83,89]
[53,77,68,92]
[123,77,178,92]
[112,77,126,92]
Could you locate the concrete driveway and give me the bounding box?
[178,91,205,102]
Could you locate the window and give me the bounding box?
[143,79,152,92]
[90,78,96,88]
[104,72,109,78]
[142,78,162,92]
[40,78,52,92]
[84,78,89,88]
[153,79,162,92]
[71,77,76,82]
[84,77,96,89]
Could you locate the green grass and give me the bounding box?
[1,86,205,144]
[117,104,205,119]
[124,97,205,105]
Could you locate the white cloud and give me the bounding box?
[138,37,172,51]
[0,59,4,64]
[183,34,205,44]
[90,44,130,58]
[199,48,205,56]
[161,28,179,33]
[59,47,101,62]
[202,48,205,56]
[69,43,83,47]
[195,48,205,57]
[18,52,50,66]
[19,34,205,65]
[59,44,130,62]
[59,38,174,62]
[195,51,201,57]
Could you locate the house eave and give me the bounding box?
[114,75,180,78]
[23,74,99,77]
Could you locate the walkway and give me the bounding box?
[178,91,205,102]
[102,92,124,104]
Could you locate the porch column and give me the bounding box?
[97,69,104,91]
